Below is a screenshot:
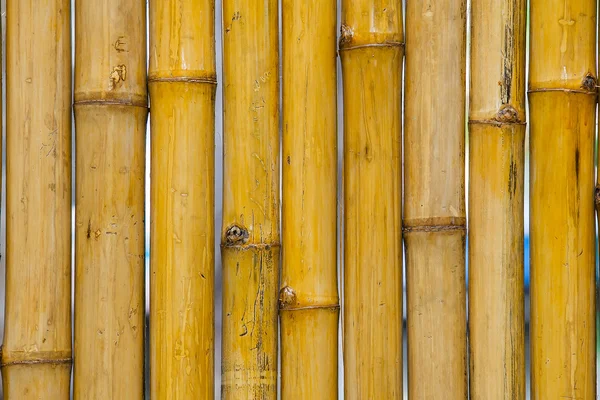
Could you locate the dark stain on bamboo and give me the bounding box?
[508,157,518,198]
[575,148,580,180]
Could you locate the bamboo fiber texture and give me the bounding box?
[280,0,339,398]
[3,1,72,398]
[340,1,403,398]
[220,0,280,398]
[404,0,467,398]
[74,0,148,398]
[468,0,526,398]
[149,0,216,398]
[529,0,597,398]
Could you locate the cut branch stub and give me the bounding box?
[224,225,249,245]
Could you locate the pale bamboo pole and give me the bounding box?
[340,1,403,398]
[149,0,216,398]
[2,1,72,397]
[220,0,280,398]
[404,0,467,398]
[529,0,596,398]
[280,0,338,398]
[74,0,147,397]
[468,0,526,398]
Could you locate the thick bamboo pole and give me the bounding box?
[340,1,403,398]
[220,0,280,398]
[404,1,467,398]
[2,1,72,398]
[468,0,526,398]
[149,0,216,398]
[530,1,596,398]
[280,0,338,398]
[74,0,147,397]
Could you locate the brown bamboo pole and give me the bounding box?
[74,0,147,397]
[280,0,339,398]
[529,0,596,398]
[149,0,216,398]
[220,0,280,398]
[2,1,72,397]
[404,1,467,398]
[468,0,526,398]
[340,1,403,398]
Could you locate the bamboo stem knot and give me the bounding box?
[581,73,597,92]
[279,286,297,309]
[224,225,249,245]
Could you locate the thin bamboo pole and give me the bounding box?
[74,0,147,397]
[2,1,72,397]
[149,0,216,398]
[529,0,596,398]
[280,0,338,398]
[404,1,467,398]
[468,0,526,398]
[340,1,403,398]
[220,0,280,398]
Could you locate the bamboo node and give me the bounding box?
[493,105,521,124]
[581,73,597,92]
[339,24,354,47]
[224,224,249,245]
[278,286,297,309]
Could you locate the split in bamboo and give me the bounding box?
[2,1,72,398]
[404,1,467,398]
[74,0,147,397]
[280,0,339,398]
[149,0,216,398]
[468,0,526,398]
[220,0,280,398]
[340,1,403,398]
[529,1,596,398]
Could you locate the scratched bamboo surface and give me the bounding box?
[468,0,526,398]
[220,0,280,398]
[340,1,403,398]
[529,0,597,398]
[149,0,216,398]
[2,0,72,398]
[404,0,468,398]
[74,0,148,397]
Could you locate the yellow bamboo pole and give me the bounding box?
[74,0,147,397]
[149,0,216,398]
[404,1,467,398]
[2,1,72,397]
[468,0,526,398]
[220,0,280,398]
[340,1,403,398]
[280,0,338,398]
[529,0,596,398]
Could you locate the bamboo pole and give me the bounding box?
[404,1,467,398]
[74,0,147,397]
[529,0,596,398]
[2,1,72,398]
[149,0,216,398]
[280,0,338,398]
[468,0,526,398]
[220,0,280,398]
[339,1,403,398]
